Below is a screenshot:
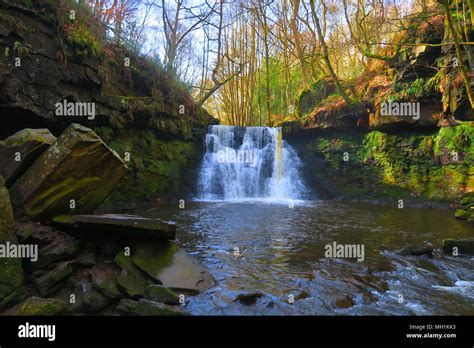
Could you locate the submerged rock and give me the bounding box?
[146,285,180,305]
[116,299,185,316]
[233,292,263,305]
[9,297,66,315]
[443,239,474,256]
[0,129,56,187]
[396,243,433,256]
[131,243,215,294]
[0,176,23,304]
[53,214,176,241]
[9,124,127,221]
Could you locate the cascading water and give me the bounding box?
[197,125,307,201]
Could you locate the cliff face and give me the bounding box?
[0,0,215,203]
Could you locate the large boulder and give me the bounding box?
[131,243,215,295]
[52,214,176,241]
[0,129,56,187]
[0,176,23,305]
[9,124,127,221]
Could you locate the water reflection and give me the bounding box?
[143,200,474,315]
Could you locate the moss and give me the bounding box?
[105,130,201,203]
[15,297,66,315]
[65,24,101,57]
[304,127,472,202]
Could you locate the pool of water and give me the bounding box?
[142,200,474,315]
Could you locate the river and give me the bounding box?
[137,125,474,315]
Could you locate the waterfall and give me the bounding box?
[197,125,307,201]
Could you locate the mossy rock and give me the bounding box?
[0,176,23,302]
[146,284,179,305]
[443,239,474,256]
[12,297,66,315]
[9,124,128,221]
[454,209,469,220]
[296,78,335,117]
[115,251,148,299]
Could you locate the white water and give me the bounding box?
[197,125,307,201]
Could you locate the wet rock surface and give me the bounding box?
[397,243,434,256]
[443,239,474,256]
[131,243,215,295]
[116,299,185,316]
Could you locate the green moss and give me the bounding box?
[105,130,201,203]
[66,24,101,57]
[15,297,66,315]
[304,127,472,202]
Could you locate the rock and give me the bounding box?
[0,286,28,310]
[9,297,66,315]
[9,123,128,221]
[454,209,469,220]
[233,292,263,305]
[146,285,179,305]
[334,295,355,309]
[0,176,23,303]
[33,261,74,297]
[443,239,474,256]
[89,264,121,299]
[72,283,111,314]
[53,214,176,241]
[75,251,97,267]
[20,222,80,271]
[131,243,215,294]
[0,129,56,187]
[294,290,310,301]
[115,252,148,299]
[396,243,433,256]
[116,299,185,316]
[15,220,33,242]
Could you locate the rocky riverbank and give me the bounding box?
[0,124,215,315]
[0,0,217,315]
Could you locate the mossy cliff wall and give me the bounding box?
[287,125,473,205]
[0,0,215,204]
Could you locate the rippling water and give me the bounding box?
[143,200,474,315]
